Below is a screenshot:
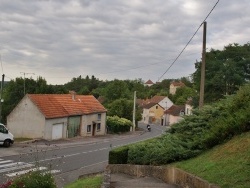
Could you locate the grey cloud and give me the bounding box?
[0,0,249,84]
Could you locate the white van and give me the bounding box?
[0,123,14,147]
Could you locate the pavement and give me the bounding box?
[1,127,179,187]
[0,130,145,157]
[110,173,180,188]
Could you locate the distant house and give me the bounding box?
[185,98,193,116]
[163,105,185,126]
[7,92,107,140]
[142,102,164,125]
[144,79,154,87]
[162,98,193,126]
[150,95,173,110]
[169,81,185,95]
[142,95,173,125]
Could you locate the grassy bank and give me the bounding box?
[64,174,103,188]
[173,132,250,188]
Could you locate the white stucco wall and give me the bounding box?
[158,97,173,110]
[44,117,68,140]
[81,112,106,137]
[169,115,184,126]
[185,104,193,115]
[142,108,150,124]
[169,84,176,95]
[7,95,45,139]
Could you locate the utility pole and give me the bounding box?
[0,74,5,122]
[20,72,35,96]
[132,91,136,131]
[199,21,207,109]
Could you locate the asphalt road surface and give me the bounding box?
[0,123,168,187]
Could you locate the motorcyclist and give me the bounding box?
[147,124,151,131]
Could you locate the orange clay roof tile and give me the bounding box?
[28,94,107,119]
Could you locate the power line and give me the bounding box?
[99,51,201,75]
[157,0,220,82]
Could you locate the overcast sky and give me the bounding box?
[0,0,249,85]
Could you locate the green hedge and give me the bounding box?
[109,146,129,164]
[110,83,250,165]
[9,171,56,188]
[107,116,132,133]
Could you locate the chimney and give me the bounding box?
[69,90,76,100]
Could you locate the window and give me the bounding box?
[87,125,91,133]
[0,125,7,133]
[180,110,185,116]
[97,114,101,120]
[156,106,158,109]
[97,123,101,131]
[0,125,4,133]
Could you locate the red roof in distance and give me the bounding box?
[145,79,154,84]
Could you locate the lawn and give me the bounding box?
[64,174,103,188]
[173,132,250,188]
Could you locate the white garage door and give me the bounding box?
[52,124,63,140]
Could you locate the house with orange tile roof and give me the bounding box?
[169,81,185,95]
[7,92,107,140]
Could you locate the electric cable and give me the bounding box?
[157,0,220,82]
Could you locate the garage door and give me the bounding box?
[52,123,63,140]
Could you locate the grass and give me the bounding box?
[64,174,103,188]
[173,132,250,188]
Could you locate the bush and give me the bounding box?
[109,146,129,164]
[107,116,132,133]
[9,170,56,188]
[116,83,250,165]
[0,181,12,188]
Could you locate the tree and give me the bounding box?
[193,43,250,103]
[172,86,197,105]
[107,98,142,124]
[104,79,130,102]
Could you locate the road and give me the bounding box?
[0,123,168,187]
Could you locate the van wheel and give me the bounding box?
[4,140,11,147]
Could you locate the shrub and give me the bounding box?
[107,116,132,133]
[116,83,250,165]
[109,146,129,164]
[0,181,12,188]
[9,170,56,188]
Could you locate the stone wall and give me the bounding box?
[106,164,220,188]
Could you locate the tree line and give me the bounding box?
[1,42,249,124]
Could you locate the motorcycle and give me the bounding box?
[147,125,151,132]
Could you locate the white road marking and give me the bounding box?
[0,160,13,164]
[0,159,61,178]
[44,169,61,174]
[0,163,33,173]
[6,167,47,177]
[0,162,24,168]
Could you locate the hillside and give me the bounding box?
[173,132,250,188]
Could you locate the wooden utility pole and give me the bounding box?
[132,91,136,131]
[199,21,207,109]
[0,74,5,122]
